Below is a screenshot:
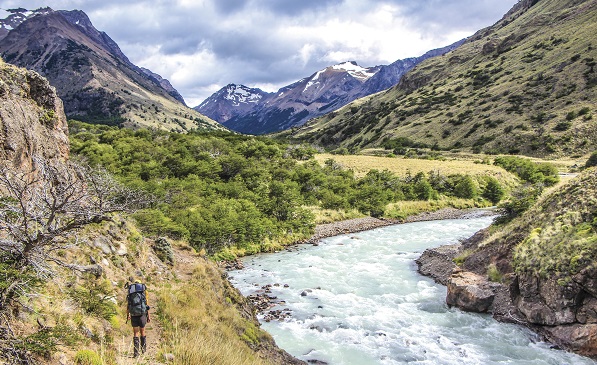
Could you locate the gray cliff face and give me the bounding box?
[0,60,69,170]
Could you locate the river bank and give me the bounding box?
[305,207,497,244]
[228,215,595,365]
[220,208,497,271]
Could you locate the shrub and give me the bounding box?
[454,176,478,199]
[487,264,503,282]
[74,350,103,365]
[496,184,543,224]
[586,151,597,168]
[482,177,505,204]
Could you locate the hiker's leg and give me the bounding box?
[137,314,147,354]
[140,334,147,353]
[132,326,140,357]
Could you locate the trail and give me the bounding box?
[116,245,200,364]
[116,289,166,365]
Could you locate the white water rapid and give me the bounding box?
[229,216,597,365]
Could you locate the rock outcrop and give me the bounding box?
[446,270,499,313]
[0,59,69,170]
[417,169,597,358]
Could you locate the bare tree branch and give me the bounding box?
[0,158,150,311]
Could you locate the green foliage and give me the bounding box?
[18,324,81,359]
[454,175,478,199]
[133,209,190,240]
[0,254,43,310]
[496,183,543,224]
[482,177,505,204]
[70,121,503,256]
[493,156,559,186]
[487,263,503,283]
[153,237,175,265]
[74,350,103,365]
[69,277,118,320]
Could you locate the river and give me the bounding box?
[229,216,597,365]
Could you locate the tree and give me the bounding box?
[0,159,147,310]
[454,176,478,199]
[482,177,505,204]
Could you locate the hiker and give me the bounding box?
[126,279,151,357]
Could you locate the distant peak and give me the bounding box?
[330,61,378,81]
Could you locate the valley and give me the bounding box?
[0,0,596,364]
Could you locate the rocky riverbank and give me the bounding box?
[235,208,497,322]
[305,207,496,245]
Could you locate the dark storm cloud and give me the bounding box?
[258,0,344,16]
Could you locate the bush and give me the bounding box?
[487,264,503,282]
[496,184,543,224]
[586,151,597,168]
[454,176,478,199]
[482,177,505,204]
[74,350,103,365]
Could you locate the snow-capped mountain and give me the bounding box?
[196,61,382,134]
[196,40,464,135]
[0,7,53,40]
[197,84,272,123]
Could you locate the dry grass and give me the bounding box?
[314,153,517,183]
[306,206,366,224]
[156,262,273,365]
[384,198,490,219]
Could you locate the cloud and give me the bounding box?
[1,0,518,106]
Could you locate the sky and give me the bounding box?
[1,1,518,106]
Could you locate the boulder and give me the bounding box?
[541,324,597,358]
[416,244,460,285]
[446,270,498,313]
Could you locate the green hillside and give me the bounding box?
[284,0,597,157]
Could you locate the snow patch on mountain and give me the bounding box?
[304,70,325,92]
[332,61,379,81]
[224,84,263,106]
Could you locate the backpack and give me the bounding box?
[127,283,147,316]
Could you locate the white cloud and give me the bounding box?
[1,0,518,105]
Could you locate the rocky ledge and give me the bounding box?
[416,228,597,359]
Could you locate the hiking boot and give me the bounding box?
[140,336,147,354]
[133,336,140,357]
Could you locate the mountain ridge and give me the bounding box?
[284,0,597,157]
[196,41,464,135]
[0,7,220,131]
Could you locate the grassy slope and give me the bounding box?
[313,153,518,181]
[10,217,282,365]
[463,167,597,279]
[285,0,597,157]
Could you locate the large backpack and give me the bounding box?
[127,283,147,316]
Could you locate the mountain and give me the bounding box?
[357,39,467,98]
[196,84,272,123]
[0,8,222,132]
[196,41,463,135]
[284,0,597,157]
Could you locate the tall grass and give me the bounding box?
[314,154,518,184]
[156,262,273,365]
[384,198,490,220]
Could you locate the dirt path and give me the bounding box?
[116,289,166,365]
[115,245,202,364]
